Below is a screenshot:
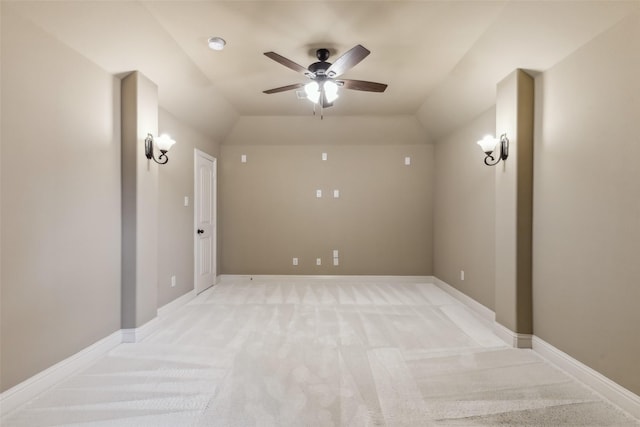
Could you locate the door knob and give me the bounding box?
[197,229,204,234]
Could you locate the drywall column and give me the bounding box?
[121,71,159,331]
[494,69,534,347]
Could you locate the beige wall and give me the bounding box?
[433,108,496,310]
[157,108,220,307]
[120,72,159,328]
[224,115,430,146]
[0,5,221,390]
[221,116,433,275]
[434,11,640,395]
[1,8,121,391]
[532,12,640,395]
[494,70,534,334]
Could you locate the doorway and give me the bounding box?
[194,149,216,294]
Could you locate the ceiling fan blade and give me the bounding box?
[339,79,387,92]
[263,83,305,94]
[264,52,312,76]
[326,45,370,77]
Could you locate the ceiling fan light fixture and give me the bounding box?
[207,36,226,51]
[304,81,320,104]
[324,80,339,103]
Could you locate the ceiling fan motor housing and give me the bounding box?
[308,48,332,76]
[308,61,331,76]
[315,48,330,61]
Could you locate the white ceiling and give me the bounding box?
[6,1,639,143]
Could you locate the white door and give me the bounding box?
[194,150,216,294]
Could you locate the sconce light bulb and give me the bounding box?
[477,135,499,154]
[155,134,176,152]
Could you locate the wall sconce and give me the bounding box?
[144,133,176,165]
[477,133,509,166]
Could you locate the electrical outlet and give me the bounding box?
[241,154,247,163]
[322,152,328,161]
[333,249,339,258]
[333,189,340,198]
[293,257,298,266]
[404,156,411,166]
[316,258,321,266]
[460,270,465,281]
[333,258,339,266]
[316,189,322,198]
[171,275,176,287]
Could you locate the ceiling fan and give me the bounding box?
[263,44,387,115]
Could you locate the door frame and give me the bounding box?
[193,149,217,294]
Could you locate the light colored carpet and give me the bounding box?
[3,277,638,426]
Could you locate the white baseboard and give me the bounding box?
[533,336,640,421]
[158,289,196,317]
[432,276,495,323]
[431,277,532,349]
[0,330,122,417]
[493,321,533,349]
[121,316,160,343]
[122,289,197,343]
[217,274,434,284]
[1,289,197,417]
[431,277,638,420]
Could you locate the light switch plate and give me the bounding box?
[316,189,322,198]
[241,154,247,163]
[404,156,411,166]
[333,189,340,198]
[322,152,328,161]
[184,196,189,207]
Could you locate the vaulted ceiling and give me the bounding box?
[6,1,638,143]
